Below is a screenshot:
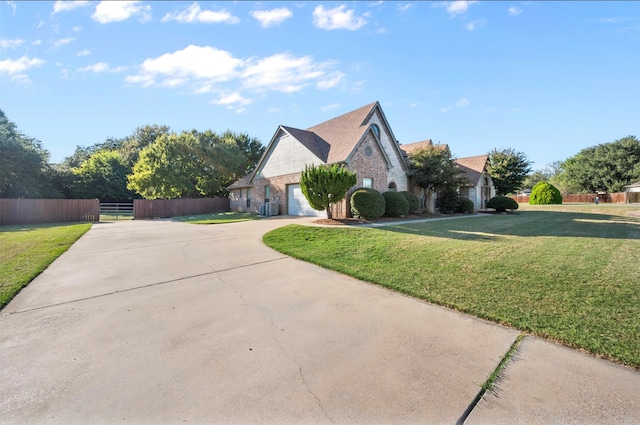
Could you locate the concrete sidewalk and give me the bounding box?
[1,217,638,424]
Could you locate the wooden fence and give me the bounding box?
[133,198,230,220]
[511,192,630,204]
[0,199,99,225]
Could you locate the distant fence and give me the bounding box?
[133,198,230,220]
[0,199,99,225]
[511,192,632,204]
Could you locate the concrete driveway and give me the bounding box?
[1,217,638,424]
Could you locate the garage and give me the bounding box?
[287,184,327,217]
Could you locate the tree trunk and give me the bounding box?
[326,205,333,220]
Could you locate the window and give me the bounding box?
[364,146,373,157]
[363,178,373,188]
[264,185,270,202]
[388,182,397,191]
[246,188,251,208]
[371,124,380,139]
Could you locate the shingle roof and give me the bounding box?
[227,172,252,189]
[454,155,489,186]
[400,140,450,159]
[281,126,330,162]
[306,101,378,164]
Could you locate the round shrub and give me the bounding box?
[399,191,419,213]
[530,182,562,205]
[487,196,519,213]
[455,197,475,214]
[382,191,410,217]
[350,188,385,220]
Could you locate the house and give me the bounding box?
[453,155,496,210]
[624,180,640,203]
[228,101,409,217]
[228,101,495,217]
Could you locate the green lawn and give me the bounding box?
[0,222,92,310]
[263,205,640,368]
[174,211,262,224]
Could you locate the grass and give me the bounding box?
[263,204,640,368]
[173,211,262,224]
[0,222,92,310]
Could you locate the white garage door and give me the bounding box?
[287,184,327,217]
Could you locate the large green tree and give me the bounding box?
[487,148,533,195]
[560,136,640,193]
[409,144,467,213]
[0,109,59,198]
[127,130,264,199]
[300,164,357,219]
[72,150,136,201]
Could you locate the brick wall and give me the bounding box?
[348,133,389,193]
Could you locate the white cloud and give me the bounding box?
[267,107,280,113]
[456,98,470,107]
[127,45,242,88]
[440,106,452,113]
[398,4,413,12]
[51,37,75,47]
[212,92,252,106]
[465,19,486,31]
[0,56,45,82]
[508,6,522,16]
[250,8,293,28]
[409,102,418,108]
[446,1,477,16]
[127,45,346,101]
[92,1,151,24]
[313,5,367,31]
[7,1,16,15]
[242,53,327,93]
[52,1,90,15]
[0,38,24,49]
[77,49,92,57]
[161,3,239,24]
[32,40,43,46]
[78,62,127,73]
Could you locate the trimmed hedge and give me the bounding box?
[400,191,419,213]
[456,198,475,214]
[487,196,519,213]
[350,188,385,220]
[382,191,410,217]
[530,182,563,205]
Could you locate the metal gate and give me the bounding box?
[99,202,134,220]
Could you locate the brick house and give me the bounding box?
[228,101,495,217]
[228,101,409,218]
[454,155,496,210]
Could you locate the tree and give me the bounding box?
[530,182,562,205]
[487,148,532,195]
[300,163,356,219]
[560,136,640,193]
[0,109,57,198]
[72,150,136,201]
[408,144,467,213]
[127,130,265,199]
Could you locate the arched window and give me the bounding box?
[388,182,397,191]
[371,124,380,139]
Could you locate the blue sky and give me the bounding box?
[1,1,639,169]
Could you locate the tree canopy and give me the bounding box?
[300,163,356,219]
[127,130,264,199]
[487,148,532,195]
[560,136,640,193]
[408,144,467,213]
[72,150,136,201]
[0,109,58,198]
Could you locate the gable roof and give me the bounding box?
[454,155,489,186]
[400,140,450,159]
[227,172,252,189]
[281,126,330,162]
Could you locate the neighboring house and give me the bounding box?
[454,155,496,210]
[228,102,410,218]
[228,101,495,217]
[624,180,640,203]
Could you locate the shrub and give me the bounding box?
[530,182,563,205]
[436,187,459,214]
[382,191,410,217]
[487,196,519,213]
[455,197,475,214]
[400,191,419,213]
[350,188,385,220]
